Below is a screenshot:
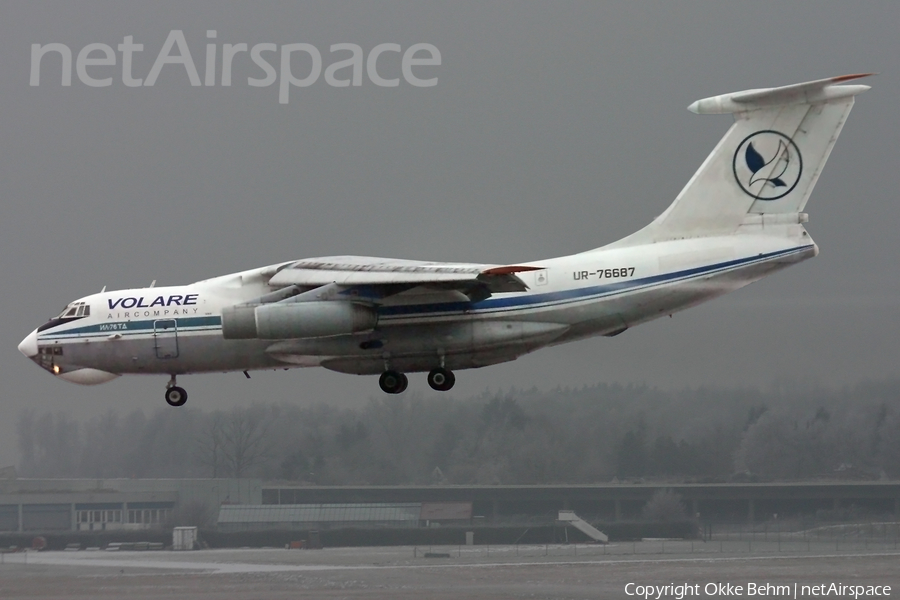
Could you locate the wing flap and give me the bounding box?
[268,255,540,295]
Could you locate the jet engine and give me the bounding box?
[222,301,377,339]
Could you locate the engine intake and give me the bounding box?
[222,301,377,339]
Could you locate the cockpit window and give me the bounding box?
[55,302,90,319]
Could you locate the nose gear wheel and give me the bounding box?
[165,375,187,406]
[165,386,187,407]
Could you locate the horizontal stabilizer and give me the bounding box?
[688,73,872,114]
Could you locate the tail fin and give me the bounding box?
[608,74,871,247]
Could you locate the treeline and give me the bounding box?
[16,381,900,483]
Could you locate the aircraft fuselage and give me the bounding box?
[22,231,814,384]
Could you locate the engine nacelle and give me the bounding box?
[222,301,377,339]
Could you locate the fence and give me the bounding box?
[410,524,900,560]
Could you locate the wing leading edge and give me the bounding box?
[267,255,542,299]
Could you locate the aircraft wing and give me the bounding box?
[267,255,541,298]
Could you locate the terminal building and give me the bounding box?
[0,478,259,532]
[1,477,899,533]
[261,482,900,524]
[216,502,473,532]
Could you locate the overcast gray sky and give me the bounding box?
[1,1,898,467]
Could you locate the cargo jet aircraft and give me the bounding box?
[19,74,871,406]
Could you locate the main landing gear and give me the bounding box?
[427,367,455,392]
[378,368,456,394]
[378,370,408,394]
[165,375,188,407]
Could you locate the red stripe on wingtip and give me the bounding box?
[832,73,875,83]
[482,265,543,275]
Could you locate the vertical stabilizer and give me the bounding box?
[605,74,871,248]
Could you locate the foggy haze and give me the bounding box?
[1,2,898,468]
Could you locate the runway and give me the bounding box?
[1,542,898,599]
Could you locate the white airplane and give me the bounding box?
[19,74,871,406]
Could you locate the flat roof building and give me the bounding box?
[2,478,900,533]
[217,503,423,532]
[0,478,261,533]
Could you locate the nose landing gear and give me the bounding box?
[165,375,188,407]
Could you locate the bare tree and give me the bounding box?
[196,411,227,478]
[220,406,274,478]
[29,411,81,477]
[642,489,687,522]
[168,500,215,529]
[16,409,36,475]
[16,381,900,484]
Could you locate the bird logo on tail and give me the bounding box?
[732,131,803,201]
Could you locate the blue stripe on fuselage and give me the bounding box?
[377,245,812,319]
[39,316,222,339]
[38,245,812,340]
